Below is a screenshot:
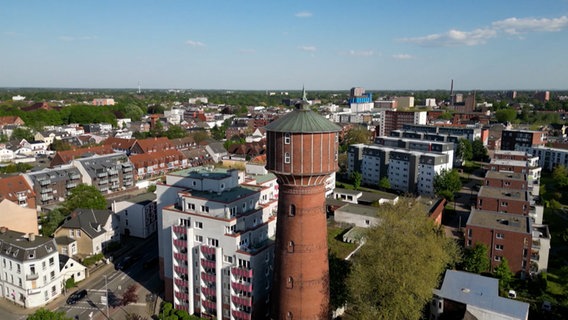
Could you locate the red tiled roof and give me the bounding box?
[134,137,173,153]
[50,145,115,166]
[0,175,36,207]
[0,116,24,126]
[103,137,137,150]
[129,149,185,168]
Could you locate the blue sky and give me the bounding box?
[1,0,567,90]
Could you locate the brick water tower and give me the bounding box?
[265,91,341,319]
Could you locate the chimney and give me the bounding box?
[29,233,35,242]
[0,227,7,234]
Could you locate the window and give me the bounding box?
[76,230,81,237]
[284,152,291,164]
[223,255,233,264]
[494,255,502,262]
[495,244,504,251]
[201,206,209,213]
[207,238,219,247]
[501,202,508,207]
[286,276,293,289]
[179,218,190,227]
[194,221,203,229]
[467,229,472,238]
[289,204,296,217]
[50,270,55,280]
[186,203,195,211]
[288,241,294,253]
[496,233,504,239]
[49,257,54,266]
[284,133,291,144]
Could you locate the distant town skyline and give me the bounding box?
[1,0,567,91]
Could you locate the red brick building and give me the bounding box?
[484,171,528,190]
[501,129,546,151]
[477,186,531,216]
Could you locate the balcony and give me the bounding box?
[532,240,541,249]
[231,282,252,293]
[201,272,216,283]
[175,291,189,301]
[69,173,80,180]
[97,172,108,178]
[26,273,39,281]
[202,299,216,310]
[40,187,53,194]
[66,182,77,189]
[39,179,51,186]
[173,239,187,248]
[174,279,188,288]
[41,194,54,202]
[201,286,216,297]
[232,295,252,307]
[231,266,253,278]
[174,266,188,275]
[201,259,216,269]
[174,253,187,261]
[108,169,119,175]
[232,310,252,320]
[173,225,186,234]
[124,180,134,187]
[122,166,133,173]
[200,246,216,255]
[110,177,119,183]
[98,179,108,185]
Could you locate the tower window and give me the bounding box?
[284,152,291,164]
[289,204,296,217]
[287,276,293,289]
[288,241,294,253]
[284,133,291,144]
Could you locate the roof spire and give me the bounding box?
[301,85,307,102]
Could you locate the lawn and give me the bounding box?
[328,224,358,260]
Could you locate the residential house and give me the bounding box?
[24,165,83,207]
[0,229,61,308]
[72,153,135,194]
[50,145,115,167]
[431,270,529,320]
[53,209,119,258]
[129,149,187,180]
[59,255,87,285]
[111,193,157,239]
[0,175,36,209]
[130,137,173,154]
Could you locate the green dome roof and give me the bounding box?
[265,106,341,133]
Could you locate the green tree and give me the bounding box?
[64,184,107,213]
[463,243,490,274]
[165,125,188,139]
[552,165,568,188]
[494,257,513,290]
[495,108,518,123]
[345,199,460,320]
[378,176,391,190]
[27,308,72,320]
[41,208,65,236]
[471,139,489,162]
[329,252,350,310]
[456,139,473,162]
[351,171,362,190]
[341,126,372,152]
[192,130,209,144]
[11,127,34,141]
[433,169,462,201]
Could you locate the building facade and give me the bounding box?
[501,130,546,151]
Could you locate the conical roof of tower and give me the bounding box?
[265,104,341,133]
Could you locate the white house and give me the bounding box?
[0,229,62,308]
[111,193,157,239]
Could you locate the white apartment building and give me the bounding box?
[112,193,157,239]
[522,145,568,171]
[157,167,278,319]
[417,153,452,197]
[0,229,61,308]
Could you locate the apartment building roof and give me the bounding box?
[103,137,137,150]
[122,192,156,205]
[467,209,529,234]
[478,186,528,201]
[74,153,130,178]
[490,159,535,168]
[171,166,232,179]
[0,228,57,262]
[129,149,185,168]
[27,166,82,184]
[248,173,276,185]
[133,137,173,153]
[51,145,115,166]
[336,203,380,217]
[186,185,259,204]
[485,171,526,181]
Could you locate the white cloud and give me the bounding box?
[186,40,206,47]
[298,45,317,52]
[295,11,312,18]
[492,16,568,34]
[347,49,374,56]
[392,53,414,60]
[58,35,97,41]
[401,28,496,46]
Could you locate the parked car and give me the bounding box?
[66,289,88,305]
[115,256,139,270]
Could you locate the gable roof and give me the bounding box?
[103,137,137,150]
[0,116,24,126]
[0,175,35,204]
[50,145,115,167]
[129,149,185,168]
[0,229,57,262]
[60,209,112,239]
[133,137,173,153]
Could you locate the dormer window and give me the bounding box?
[284,133,291,144]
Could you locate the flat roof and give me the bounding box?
[485,171,526,181]
[358,190,398,202]
[467,209,529,234]
[250,173,276,185]
[490,159,534,167]
[125,192,157,205]
[187,185,259,204]
[170,166,233,179]
[336,203,380,217]
[333,188,363,196]
[434,270,529,320]
[478,186,527,201]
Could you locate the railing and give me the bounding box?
[26,273,39,281]
[40,188,53,194]
[201,259,216,269]
[232,310,252,320]
[201,272,216,283]
[123,167,133,173]
[173,239,187,247]
[231,267,253,278]
[98,179,108,185]
[97,172,108,178]
[175,291,189,300]
[202,299,216,310]
[108,169,119,175]
[174,279,188,288]
[66,182,77,189]
[200,246,216,255]
[232,295,252,307]
[69,173,80,180]
[174,266,188,275]
[173,225,186,234]
[201,286,216,296]
[39,179,51,186]
[174,253,187,261]
[231,282,252,292]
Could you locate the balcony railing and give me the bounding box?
[108,169,119,175]
[200,246,216,255]
[175,291,189,301]
[231,266,253,278]
[174,266,188,275]
[41,194,54,201]
[66,182,77,189]
[201,286,216,296]
[98,179,108,185]
[172,225,186,234]
[174,253,187,261]
[174,279,188,288]
[202,299,216,310]
[232,295,252,307]
[39,179,51,186]
[201,272,216,283]
[69,173,80,180]
[231,282,252,292]
[26,273,39,281]
[201,259,216,269]
[40,188,53,194]
[232,310,252,320]
[173,239,187,248]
